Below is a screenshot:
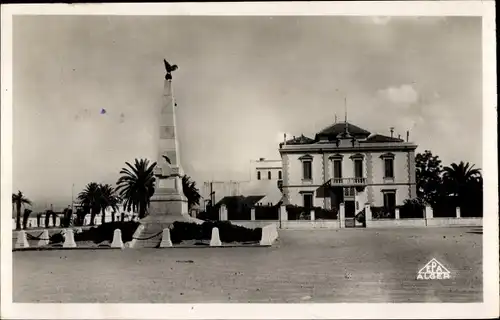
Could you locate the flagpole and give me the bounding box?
[71,183,75,212]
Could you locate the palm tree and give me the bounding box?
[442,161,482,209]
[182,175,201,211]
[116,159,157,219]
[12,191,32,230]
[22,208,33,229]
[98,184,120,224]
[77,182,101,226]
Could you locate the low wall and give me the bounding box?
[230,220,340,230]
[231,217,482,229]
[368,219,426,228]
[426,217,483,227]
[368,217,482,228]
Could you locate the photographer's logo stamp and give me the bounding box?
[417,258,451,280]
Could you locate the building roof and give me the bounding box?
[281,134,315,146]
[215,195,265,208]
[362,134,404,143]
[316,122,371,139]
[280,121,413,148]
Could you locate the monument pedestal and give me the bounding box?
[133,62,203,248]
[136,174,192,248]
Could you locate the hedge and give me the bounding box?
[170,221,261,244]
[48,221,262,245]
[49,221,140,244]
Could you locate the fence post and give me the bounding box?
[250,208,256,221]
[364,204,371,227]
[280,205,288,221]
[456,207,461,218]
[219,204,228,221]
[310,209,315,221]
[425,205,433,226]
[395,208,400,220]
[339,203,345,228]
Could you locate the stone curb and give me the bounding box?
[13,244,274,251]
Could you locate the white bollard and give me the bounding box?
[111,229,124,249]
[63,229,77,248]
[210,227,222,246]
[250,208,256,221]
[456,207,461,218]
[15,230,29,249]
[260,224,278,246]
[38,230,50,247]
[160,228,173,248]
[395,208,400,220]
[310,209,315,221]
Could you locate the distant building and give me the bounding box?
[279,121,417,219]
[251,158,283,182]
[202,158,284,210]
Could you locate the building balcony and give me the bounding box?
[330,177,367,186]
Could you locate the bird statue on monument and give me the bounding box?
[162,155,172,165]
[163,59,178,81]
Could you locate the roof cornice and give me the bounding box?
[279,142,417,154]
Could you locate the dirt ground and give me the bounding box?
[13,226,482,303]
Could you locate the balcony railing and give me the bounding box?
[330,177,367,186]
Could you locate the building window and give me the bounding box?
[384,158,394,178]
[278,170,282,180]
[383,191,396,215]
[303,161,312,180]
[303,193,313,208]
[333,159,342,178]
[354,159,363,178]
[257,171,261,180]
[299,154,313,181]
[268,171,272,180]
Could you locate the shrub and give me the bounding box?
[315,207,338,220]
[72,221,140,244]
[255,206,279,220]
[285,205,308,220]
[170,221,262,244]
[400,198,425,218]
[49,233,65,244]
[371,206,394,219]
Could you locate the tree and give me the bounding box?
[182,175,201,211]
[415,150,443,206]
[98,184,120,224]
[442,161,482,215]
[22,208,33,229]
[12,191,32,230]
[116,159,157,219]
[77,182,102,226]
[75,208,87,226]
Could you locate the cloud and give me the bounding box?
[378,84,419,106]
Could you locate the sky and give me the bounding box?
[12,15,482,211]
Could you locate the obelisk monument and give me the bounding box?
[140,60,190,232]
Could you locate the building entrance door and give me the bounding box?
[344,200,356,228]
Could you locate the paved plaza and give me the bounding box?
[13,227,482,303]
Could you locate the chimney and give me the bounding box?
[283,133,287,145]
[259,157,265,161]
[390,127,394,138]
[406,130,409,142]
[398,134,401,140]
